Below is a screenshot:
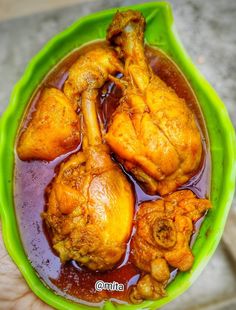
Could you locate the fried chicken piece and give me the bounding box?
[64,47,123,109]
[105,11,202,195]
[130,190,211,303]
[43,86,134,270]
[129,273,166,304]
[17,88,80,161]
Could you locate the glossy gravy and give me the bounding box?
[14,41,210,306]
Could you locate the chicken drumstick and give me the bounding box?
[105,11,203,195]
[43,49,134,271]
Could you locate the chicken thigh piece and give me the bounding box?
[43,87,134,271]
[17,88,80,161]
[105,11,203,195]
[129,190,211,303]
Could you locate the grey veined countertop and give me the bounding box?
[0,0,235,309]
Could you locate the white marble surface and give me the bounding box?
[0,0,235,309]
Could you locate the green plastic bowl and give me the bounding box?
[0,2,236,310]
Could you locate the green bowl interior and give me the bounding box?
[0,2,236,310]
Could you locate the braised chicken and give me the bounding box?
[129,190,211,303]
[17,88,80,161]
[43,49,134,270]
[13,9,213,306]
[63,46,123,109]
[105,10,202,195]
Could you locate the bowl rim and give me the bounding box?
[0,2,236,310]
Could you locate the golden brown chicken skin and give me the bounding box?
[17,88,80,161]
[44,69,134,270]
[105,11,203,195]
[64,47,123,109]
[129,190,211,303]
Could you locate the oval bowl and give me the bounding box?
[0,2,236,310]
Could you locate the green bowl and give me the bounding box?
[0,2,235,310]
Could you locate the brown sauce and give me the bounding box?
[14,41,211,306]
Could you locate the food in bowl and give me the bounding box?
[17,88,81,161]
[14,9,212,306]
